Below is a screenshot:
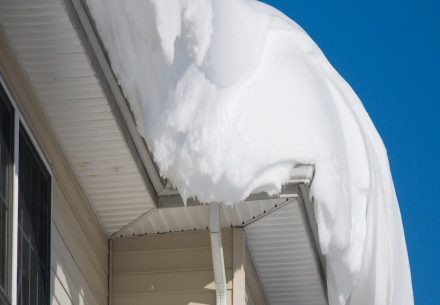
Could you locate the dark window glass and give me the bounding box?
[0,84,14,305]
[17,126,50,305]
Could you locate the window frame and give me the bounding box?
[0,75,14,305]
[0,75,52,305]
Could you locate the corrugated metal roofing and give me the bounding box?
[245,199,327,305]
[0,0,155,234]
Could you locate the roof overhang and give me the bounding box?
[244,186,328,305]
[0,0,159,234]
[113,168,328,305]
[1,1,328,303]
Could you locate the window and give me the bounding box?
[17,126,51,305]
[0,82,14,305]
[0,81,51,305]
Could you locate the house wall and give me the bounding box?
[111,229,233,305]
[112,228,267,305]
[0,28,109,305]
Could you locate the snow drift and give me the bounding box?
[85,0,413,304]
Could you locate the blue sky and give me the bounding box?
[262,0,440,303]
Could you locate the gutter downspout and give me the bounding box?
[209,203,227,305]
[108,239,113,305]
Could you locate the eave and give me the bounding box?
[0,0,158,234]
[0,1,328,303]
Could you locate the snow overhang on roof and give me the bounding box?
[1,1,330,303]
[0,0,320,233]
[0,0,320,235]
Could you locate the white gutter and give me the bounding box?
[209,203,227,305]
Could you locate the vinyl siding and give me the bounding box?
[0,28,109,305]
[112,229,233,305]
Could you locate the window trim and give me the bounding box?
[0,75,53,305]
[0,76,51,174]
[0,77,14,305]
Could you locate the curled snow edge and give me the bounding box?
[85,0,413,304]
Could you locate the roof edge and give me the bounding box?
[62,0,164,205]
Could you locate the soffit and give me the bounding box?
[114,185,328,305]
[0,0,155,234]
[245,199,328,305]
[113,165,314,237]
[114,197,288,238]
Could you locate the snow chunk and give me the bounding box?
[85,1,413,305]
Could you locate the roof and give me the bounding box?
[0,1,328,303]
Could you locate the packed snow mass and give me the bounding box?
[85,1,413,304]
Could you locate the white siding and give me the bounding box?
[232,228,268,305]
[51,183,108,305]
[112,229,233,305]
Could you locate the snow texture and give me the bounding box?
[85,1,413,304]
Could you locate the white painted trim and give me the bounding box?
[0,75,52,176]
[49,179,54,305]
[10,111,19,305]
[232,228,246,305]
[108,239,113,305]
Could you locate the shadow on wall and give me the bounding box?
[109,229,233,305]
[50,221,99,305]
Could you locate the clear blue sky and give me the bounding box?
[262,0,440,303]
